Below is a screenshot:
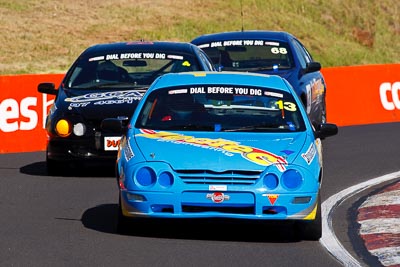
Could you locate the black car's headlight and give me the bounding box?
[55,119,86,137]
[55,119,72,137]
[73,122,86,136]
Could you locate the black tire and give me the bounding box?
[295,196,322,241]
[46,157,63,176]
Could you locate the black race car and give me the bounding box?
[191,31,327,127]
[38,41,216,174]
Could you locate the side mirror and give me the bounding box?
[38,83,58,95]
[101,117,128,134]
[305,62,321,74]
[315,123,338,139]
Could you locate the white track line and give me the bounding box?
[320,171,400,266]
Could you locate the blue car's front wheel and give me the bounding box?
[116,194,131,234]
[295,193,322,241]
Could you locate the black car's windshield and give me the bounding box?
[65,52,201,89]
[199,40,293,72]
[136,84,306,133]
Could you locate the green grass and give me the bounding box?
[0,0,398,75]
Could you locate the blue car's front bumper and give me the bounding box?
[120,187,319,221]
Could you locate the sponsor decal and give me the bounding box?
[0,96,39,132]
[108,53,167,60]
[65,90,143,107]
[89,52,183,61]
[181,60,191,66]
[201,40,287,55]
[209,185,227,191]
[123,139,134,161]
[281,149,295,155]
[301,143,316,165]
[208,40,277,48]
[89,56,105,61]
[198,41,276,48]
[168,88,188,95]
[264,41,280,46]
[265,194,278,205]
[104,136,121,151]
[206,192,230,203]
[188,86,266,96]
[380,82,400,110]
[305,78,325,114]
[138,129,288,171]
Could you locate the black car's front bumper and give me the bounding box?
[46,134,118,162]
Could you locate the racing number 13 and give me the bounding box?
[276,100,296,111]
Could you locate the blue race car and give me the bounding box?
[102,71,338,240]
[191,31,328,127]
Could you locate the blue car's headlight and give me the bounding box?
[134,167,174,188]
[135,167,157,186]
[281,169,303,190]
[263,173,279,190]
[158,171,174,187]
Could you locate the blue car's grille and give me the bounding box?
[176,170,261,185]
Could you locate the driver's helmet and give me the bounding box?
[96,61,121,81]
[166,93,198,120]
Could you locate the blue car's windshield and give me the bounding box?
[136,84,306,133]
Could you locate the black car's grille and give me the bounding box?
[176,170,261,185]
[89,119,102,131]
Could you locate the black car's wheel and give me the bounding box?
[46,157,63,176]
[295,195,322,241]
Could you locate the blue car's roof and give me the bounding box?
[81,41,200,56]
[149,71,291,92]
[191,30,295,44]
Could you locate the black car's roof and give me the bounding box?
[81,41,199,55]
[191,30,295,44]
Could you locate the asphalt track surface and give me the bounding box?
[0,122,399,267]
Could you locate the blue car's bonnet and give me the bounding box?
[133,129,308,172]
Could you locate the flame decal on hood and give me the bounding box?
[138,129,288,171]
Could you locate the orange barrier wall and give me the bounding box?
[1,64,399,153]
[322,64,400,126]
[0,74,62,153]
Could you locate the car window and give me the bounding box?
[65,52,201,89]
[199,40,294,72]
[136,85,306,132]
[198,50,216,71]
[291,39,312,68]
